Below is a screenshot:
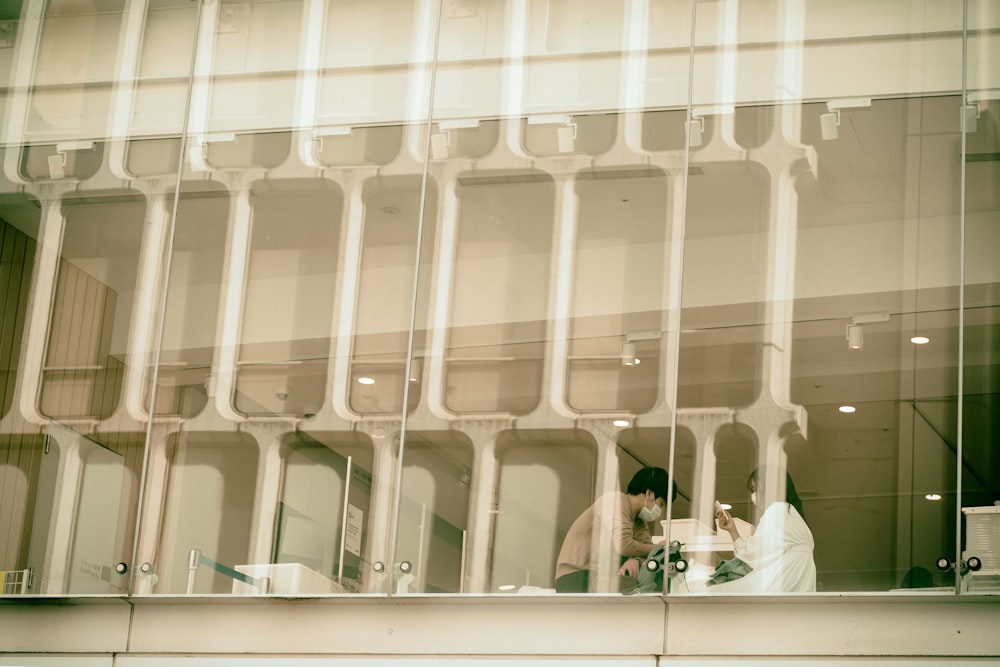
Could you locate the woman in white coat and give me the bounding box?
[709,470,816,593]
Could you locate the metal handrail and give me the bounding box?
[186,549,270,594]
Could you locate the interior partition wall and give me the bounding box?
[0,0,996,599]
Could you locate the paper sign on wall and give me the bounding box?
[345,504,363,557]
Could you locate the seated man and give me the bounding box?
[554,466,677,593]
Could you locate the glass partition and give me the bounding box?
[0,0,185,594]
[960,0,1000,596]
[672,1,972,595]
[0,0,996,601]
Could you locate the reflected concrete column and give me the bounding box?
[244,424,287,567]
[131,421,175,593]
[760,165,809,424]
[548,175,580,419]
[183,0,222,164]
[729,128,814,503]
[122,189,173,422]
[676,408,736,530]
[15,194,68,426]
[737,405,793,511]
[106,0,154,179]
[358,421,400,593]
[464,424,501,594]
[208,188,251,423]
[588,422,623,594]
[330,172,368,422]
[426,176,460,421]
[660,167,690,420]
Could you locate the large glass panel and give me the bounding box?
[0,0,192,594]
[143,0,435,596]
[960,0,1000,596]
[272,433,373,593]
[6,0,990,604]
[391,0,694,596]
[490,433,595,594]
[674,1,966,595]
[395,433,471,593]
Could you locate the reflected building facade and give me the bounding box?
[0,0,999,662]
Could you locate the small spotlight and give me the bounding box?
[846,324,863,351]
[820,111,840,140]
[719,503,732,510]
[686,117,704,147]
[357,377,376,385]
[497,584,516,591]
[964,104,979,134]
[911,336,930,345]
[612,419,630,427]
[621,341,638,367]
[556,124,577,153]
[925,493,942,501]
[430,131,449,159]
[838,405,856,413]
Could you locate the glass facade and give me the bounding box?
[0,0,997,598]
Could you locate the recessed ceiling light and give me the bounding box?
[911,336,930,345]
[357,377,376,385]
[612,419,630,427]
[838,405,856,413]
[925,493,942,501]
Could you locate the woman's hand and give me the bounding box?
[619,557,642,578]
[715,506,740,541]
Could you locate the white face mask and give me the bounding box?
[750,491,759,506]
[639,501,662,522]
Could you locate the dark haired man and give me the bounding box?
[554,466,677,593]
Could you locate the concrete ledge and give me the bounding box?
[0,593,998,658]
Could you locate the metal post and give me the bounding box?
[459,530,467,594]
[186,548,201,594]
[415,502,427,592]
[338,456,352,584]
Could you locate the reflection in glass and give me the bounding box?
[490,434,594,593]
[150,185,230,418]
[274,434,373,593]
[444,173,554,415]
[349,178,435,416]
[396,434,471,593]
[0,0,995,605]
[235,183,341,417]
[157,432,258,594]
[40,195,144,420]
[567,168,670,413]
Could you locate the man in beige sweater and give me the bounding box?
[554,467,677,593]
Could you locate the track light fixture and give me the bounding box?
[686,116,704,147]
[621,341,638,367]
[845,312,890,351]
[821,97,872,141]
[820,110,840,140]
[430,131,450,159]
[965,90,1000,133]
[527,114,577,154]
[846,324,863,351]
